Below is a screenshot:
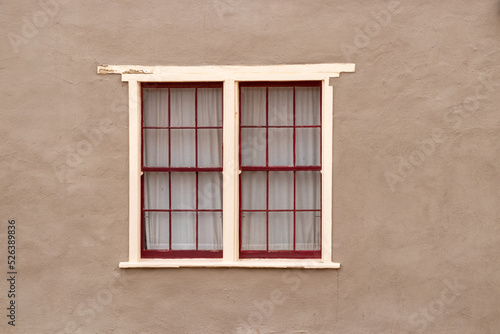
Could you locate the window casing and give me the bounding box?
[98,64,355,268]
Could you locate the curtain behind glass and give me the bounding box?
[143,87,222,251]
[240,86,321,251]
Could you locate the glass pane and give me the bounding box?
[170,88,196,127]
[269,87,293,126]
[143,88,169,127]
[269,128,293,166]
[268,172,293,210]
[143,129,169,167]
[144,212,169,250]
[170,173,196,209]
[171,129,195,167]
[241,172,266,210]
[241,128,266,166]
[198,173,222,210]
[241,87,266,126]
[296,171,321,210]
[198,212,223,250]
[241,212,267,250]
[296,128,320,166]
[295,87,320,126]
[197,88,222,127]
[144,172,169,210]
[268,212,293,250]
[198,129,222,167]
[171,212,196,250]
[295,212,320,250]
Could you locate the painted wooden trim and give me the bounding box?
[119,260,340,269]
[128,80,141,263]
[121,73,338,82]
[222,80,239,263]
[321,78,334,263]
[99,64,355,268]
[98,63,355,76]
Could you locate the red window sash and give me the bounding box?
[239,81,322,259]
[141,82,223,259]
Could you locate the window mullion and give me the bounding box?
[321,79,333,263]
[222,79,238,262]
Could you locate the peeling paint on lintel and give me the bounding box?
[97,65,154,75]
[97,63,355,76]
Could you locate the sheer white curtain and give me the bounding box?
[143,87,222,251]
[143,89,169,167]
[240,86,321,251]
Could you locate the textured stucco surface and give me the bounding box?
[1,0,500,333]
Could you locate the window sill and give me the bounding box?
[119,259,340,269]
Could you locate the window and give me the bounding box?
[98,64,355,268]
[142,83,223,258]
[239,82,322,259]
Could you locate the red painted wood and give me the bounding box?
[239,81,322,259]
[141,82,223,259]
[144,167,223,172]
[239,81,321,88]
[240,166,320,172]
[238,84,243,259]
[144,126,222,130]
[293,87,296,251]
[142,250,223,259]
[168,87,172,251]
[240,125,320,129]
[143,82,223,89]
[241,209,320,212]
[140,86,145,255]
[195,88,199,251]
[266,88,269,252]
[239,250,321,259]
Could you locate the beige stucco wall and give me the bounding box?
[1,0,500,333]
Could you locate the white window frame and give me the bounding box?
[98,64,355,269]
